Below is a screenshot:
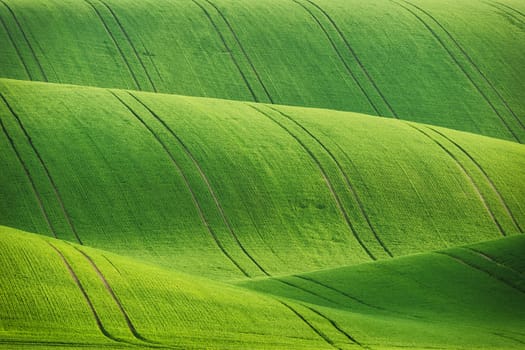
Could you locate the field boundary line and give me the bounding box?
[0,14,31,79]
[70,245,170,348]
[204,0,273,103]
[428,127,522,233]
[191,0,257,101]
[249,104,375,260]
[0,0,47,81]
[109,91,250,277]
[391,0,521,142]
[128,93,269,276]
[0,104,56,237]
[277,300,342,350]
[291,0,380,115]
[435,251,525,294]
[305,0,397,117]
[46,242,127,346]
[407,123,506,236]
[404,0,525,131]
[0,92,82,243]
[83,0,140,90]
[270,106,393,257]
[98,0,157,92]
[303,304,363,347]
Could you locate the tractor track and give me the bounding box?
[249,104,376,260]
[83,0,141,90]
[0,0,47,81]
[0,92,82,243]
[128,93,268,276]
[110,91,250,277]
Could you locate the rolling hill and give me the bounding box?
[1,226,524,349]
[0,0,524,349]
[0,0,524,141]
[1,78,524,280]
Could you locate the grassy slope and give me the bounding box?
[0,0,523,141]
[0,78,524,281]
[240,235,525,349]
[1,226,524,350]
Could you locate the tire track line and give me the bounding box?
[404,0,525,131]
[46,242,127,346]
[391,0,521,142]
[191,0,257,101]
[109,91,249,277]
[0,13,31,79]
[464,247,525,279]
[277,300,343,350]
[496,2,525,19]
[407,123,506,236]
[0,93,82,244]
[69,245,168,348]
[428,127,523,233]
[305,0,397,117]
[275,278,343,306]
[204,0,273,103]
[127,93,268,276]
[83,0,140,90]
[295,275,386,312]
[435,251,525,294]
[291,0,380,115]
[0,0,47,81]
[0,104,56,237]
[249,104,376,260]
[303,304,363,347]
[98,0,157,92]
[270,106,393,257]
[296,275,423,320]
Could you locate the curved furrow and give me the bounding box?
[109,91,250,277]
[0,105,55,237]
[428,127,523,233]
[45,242,127,346]
[269,106,393,257]
[0,0,47,81]
[277,300,342,350]
[407,123,506,236]
[83,0,140,90]
[127,93,269,276]
[291,0,379,115]
[391,0,521,143]
[435,251,525,295]
[204,0,273,103]
[305,0,397,117]
[302,305,363,347]
[0,92,82,244]
[0,14,31,79]
[249,104,376,260]
[190,0,257,102]
[464,247,525,279]
[98,0,157,92]
[403,0,525,131]
[69,245,169,348]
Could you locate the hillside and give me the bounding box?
[1,78,524,280]
[1,0,524,348]
[1,226,524,349]
[0,0,524,141]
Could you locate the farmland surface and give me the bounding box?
[0,0,524,349]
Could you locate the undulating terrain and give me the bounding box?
[0,0,524,349]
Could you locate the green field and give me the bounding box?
[0,0,524,349]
